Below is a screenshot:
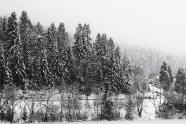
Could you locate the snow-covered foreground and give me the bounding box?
[3,119,183,124]
[8,84,166,122]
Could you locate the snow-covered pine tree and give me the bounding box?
[61,46,74,86]
[73,23,92,94]
[5,12,19,55]
[35,22,44,36]
[57,22,69,58]
[120,56,133,94]
[93,33,104,89]
[28,30,44,89]
[29,57,40,90]
[105,38,116,94]
[73,23,92,64]
[106,38,115,59]
[46,23,57,64]
[159,61,170,91]
[111,46,122,93]
[29,26,44,60]
[6,12,27,90]
[19,11,31,75]
[51,50,62,86]
[175,68,186,94]
[94,33,107,61]
[0,52,6,88]
[168,65,174,86]
[0,16,7,42]
[39,49,53,88]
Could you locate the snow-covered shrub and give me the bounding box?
[125,96,135,120]
[47,104,60,122]
[32,110,45,122]
[100,100,114,121]
[158,102,176,119]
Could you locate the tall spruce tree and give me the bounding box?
[120,56,133,93]
[73,23,92,63]
[0,16,7,42]
[5,12,19,55]
[39,49,53,88]
[175,68,186,94]
[57,22,69,58]
[19,11,31,74]
[0,54,6,88]
[35,22,44,36]
[73,23,92,94]
[51,50,62,86]
[6,12,26,89]
[168,65,173,83]
[159,61,170,91]
[46,23,57,64]
[61,47,74,86]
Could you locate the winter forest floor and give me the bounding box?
[1,119,186,124]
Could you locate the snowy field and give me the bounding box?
[1,119,185,124]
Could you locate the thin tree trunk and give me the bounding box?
[97,88,99,120]
[30,101,34,123]
[68,97,71,122]
[60,94,63,122]
[160,87,162,104]
[45,91,49,122]
[11,106,14,123]
[0,92,2,122]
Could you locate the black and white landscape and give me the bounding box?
[0,0,186,123]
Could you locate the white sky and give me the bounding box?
[1,0,186,56]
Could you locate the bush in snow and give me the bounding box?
[100,100,114,121]
[125,96,134,120]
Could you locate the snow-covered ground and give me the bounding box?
[1,119,184,124]
[7,84,168,122]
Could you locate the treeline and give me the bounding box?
[0,11,134,122]
[0,11,132,97]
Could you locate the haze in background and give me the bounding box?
[1,0,186,56]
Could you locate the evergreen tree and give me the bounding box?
[29,31,44,60]
[57,22,69,58]
[61,47,74,86]
[0,54,6,88]
[28,34,44,90]
[73,23,92,94]
[51,50,62,86]
[46,23,57,64]
[0,16,7,41]
[19,11,31,74]
[94,33,107,60]
[6,12,26,89]
[73,23,92,64]
[159,61,170,91]
[5,12,19,55]
[120,57,133,94]
[168,65,173,83]
[39,49,53,88]
[175,68,186,94]
[109,46,123,93]
[106,38,115,58]
[35,22,44,36]
[29,57,40,90]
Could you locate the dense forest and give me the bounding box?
[0,11,186,123]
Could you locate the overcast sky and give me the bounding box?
[1,0,186,56]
